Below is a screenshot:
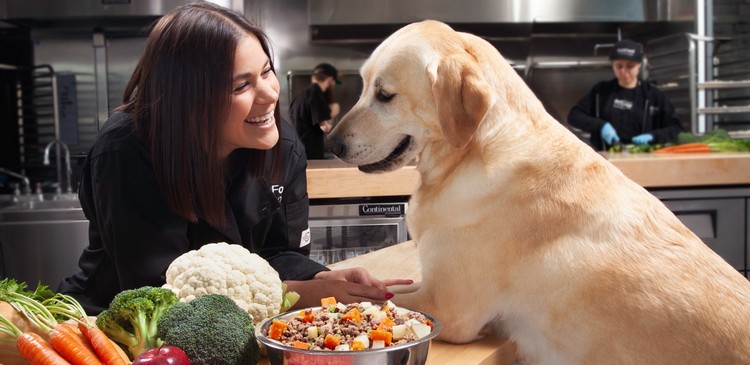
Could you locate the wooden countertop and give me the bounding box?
[307,153,750,198]
[259,241,518,365]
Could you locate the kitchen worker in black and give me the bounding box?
[58,2,409,315]
[567,39,682,150]
[289,63,341,159]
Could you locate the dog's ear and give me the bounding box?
[430,53,493,148]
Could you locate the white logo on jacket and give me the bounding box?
[271,184,284,202]
[300,227,311,248]
[613,98,633,110]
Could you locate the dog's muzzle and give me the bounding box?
[358,135,412,173]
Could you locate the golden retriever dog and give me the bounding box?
[326,20,750,364]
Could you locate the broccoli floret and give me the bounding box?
[157,294,260,365]
[95,286,179,359]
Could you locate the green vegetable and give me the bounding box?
[280,283,300,313]
[156,294,260,365]
[0,278,55,302]
[676,130,750,152]
[95,286,179,359]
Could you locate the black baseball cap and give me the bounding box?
[313,63,342,85]
[609,39,644,63]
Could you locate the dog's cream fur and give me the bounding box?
[326,20,750,364]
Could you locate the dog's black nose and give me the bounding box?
[325,136,345,157]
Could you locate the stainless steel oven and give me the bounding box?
[308,197,409,265]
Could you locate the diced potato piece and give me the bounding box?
[370,310,386,322]
[334,344,350,351]
[391,324,409,340]
[362,306,380,316]
[394,307,411,316]
[381,300,395,311]
[404,318,420,327]
[353,334,370,349]
[371,340,386,349]
[336,302,347,312]
[409,323,432,339]
[359,301,373,309]
[307,326,319,339]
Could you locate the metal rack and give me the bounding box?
[647,33,750,136]
[698,33,750,137]
[646,33,694,133]
[14,65,70,189]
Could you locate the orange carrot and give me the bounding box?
[292,340,311,350]
[653,142,712,154]
[269,320,288,340]
[78,321,129,365]
[369,329,392,346]
[17,331,72,365]
[55,323,92,352]
[376,316,395,331]
[324,333,341,350]
[320,297,337,307]
[342,307,362,323]
[48,323,103,365]
[296,309,315,323]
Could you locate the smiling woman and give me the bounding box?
[57,1,409,316]
[222,35,280,158]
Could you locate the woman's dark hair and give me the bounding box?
[120,1,281,227]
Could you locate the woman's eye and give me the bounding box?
[262,67,273,78]
[376,89,395,102]
[233,82,249,93]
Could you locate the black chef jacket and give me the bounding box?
[567,79,682,150]
[289,83,331,159]
[59,112,327,315]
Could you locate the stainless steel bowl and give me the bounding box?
[257,307,442,365]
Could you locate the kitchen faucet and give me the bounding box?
[43,139,73,195]
[0,166,31,196]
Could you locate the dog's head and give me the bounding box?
[326,20,495,173]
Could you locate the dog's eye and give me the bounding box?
[376,89,395,103]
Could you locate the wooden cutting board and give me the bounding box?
[258,241,517,365]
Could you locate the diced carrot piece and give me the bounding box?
[342,307,362,323]
[296,309,315,323]
[351,341,366,351]
[425,319,434,328]
[376,316,395,331]
[292,340,311,350]
[320,296,337,307]
[269,320,288,340]
[369,329,393,346]
[324,333,341,350]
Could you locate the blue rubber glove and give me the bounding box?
[632,133,654,145]
[600,122,620,145]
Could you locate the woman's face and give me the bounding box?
[220,34,280,158]
[611,60,641,89]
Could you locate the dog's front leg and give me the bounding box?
[391,280,489,343]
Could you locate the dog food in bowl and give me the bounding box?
[257,297,442,365]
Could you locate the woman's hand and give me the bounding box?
[314,267,412,290]
[284,268,413,309]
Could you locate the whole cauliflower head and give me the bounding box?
[164,242,282,324]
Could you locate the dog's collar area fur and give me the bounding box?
[358,135,412,173]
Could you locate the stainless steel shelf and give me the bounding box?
[698,80,750,89]
[698,105,750,114]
